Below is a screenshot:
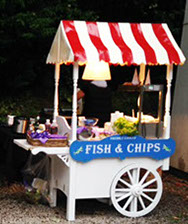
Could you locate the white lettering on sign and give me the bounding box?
[85,144,111,154]
[85,145,92,154]
[147,143,153,152]
[142,143,146,152]
[135,143,142,153]
[127,143,161,153]
[97,144,103,154]
[84,142,161,155]
[104,144,111,154]
[93,145,96,154]
[127,144,134,153]
[115,144,123,153]
[154,143,160,152]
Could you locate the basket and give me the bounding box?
[26,134,68,147]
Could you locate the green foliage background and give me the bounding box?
[0,0,186,121]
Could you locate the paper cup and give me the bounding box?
[7,115,15,126]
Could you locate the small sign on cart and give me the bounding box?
[70,135,175,163]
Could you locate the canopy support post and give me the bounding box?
[53,63,60,122]
[162,64,173,170]
[139,64,146,85]
[66,62,79,221]
[71,63,79,141]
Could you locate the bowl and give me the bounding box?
[78,128,92,141]
[83,118,98,127]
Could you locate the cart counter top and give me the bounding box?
[14,139,69,155]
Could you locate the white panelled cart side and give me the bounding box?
[14,21,186,221]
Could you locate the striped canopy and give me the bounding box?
[46,20,186,66]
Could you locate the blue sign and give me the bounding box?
[70,135,176,163]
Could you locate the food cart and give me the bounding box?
[14,20,185,221]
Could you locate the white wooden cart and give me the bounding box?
[14,20,185,221]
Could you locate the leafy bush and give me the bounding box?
[0,95,52,123]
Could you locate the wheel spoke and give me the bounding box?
[130,196,138,212]
[142,178,157,188]
[119,178,132,188]
[134,197,138,212]
[142,188,158,192]
[115,192,127,197]
[138,195,146,209]
[127,170,134,184]
[131,168,138,185]
[116,192,132,202]
[115,189,131,198]
[141,192,154,202]
[136,167,140,184]
[139,170,150,185]
[115,188,131,192]
[122,195,134,210]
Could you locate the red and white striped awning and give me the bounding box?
[46,20,186,66]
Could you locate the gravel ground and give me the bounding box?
[0,172,187,224]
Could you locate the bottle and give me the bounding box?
[51,120,58,134]
[45,119,51,133]
[28,118,35,133]
[34,116,40,132]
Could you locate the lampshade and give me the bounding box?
[82,61,111,80]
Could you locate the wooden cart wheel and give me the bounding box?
[110,164,162,217]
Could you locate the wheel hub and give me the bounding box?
[131,185,143,197]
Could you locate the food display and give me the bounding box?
[76,115,140,140]
[77,126,114,141]
[27,118,68,147]
[113,117,139,136]
[77,117,115,141]
[27,132,68,147]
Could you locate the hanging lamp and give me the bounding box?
[82,61,111,80]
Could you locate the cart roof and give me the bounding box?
[46,20,186,66]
